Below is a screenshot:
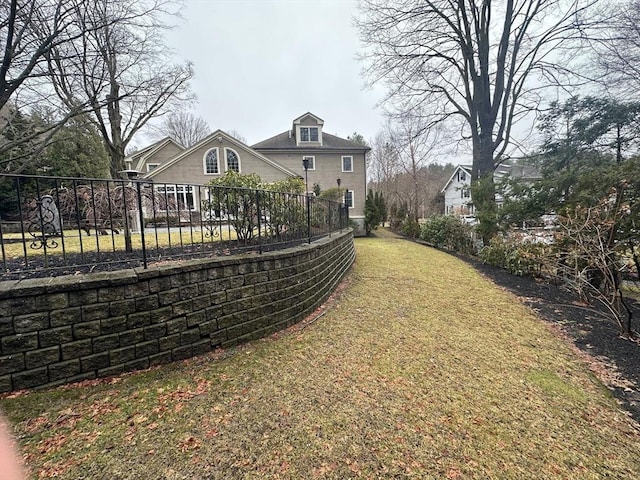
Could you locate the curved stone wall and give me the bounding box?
[0,232,354,392]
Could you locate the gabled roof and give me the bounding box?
[144,130,300,180]
[441,164,472,193]
[252,131,370,151]
[124,137,184,172]
[292,112,324,127]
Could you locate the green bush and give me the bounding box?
[420,215,474,253]
[479,236,547,276]
[401,218,421,238]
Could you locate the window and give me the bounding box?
[155,185,195,211]
[204,148,219,174]
[342,156,353,172]
[302,155,315,170]
[459,170,467,181]
[461,188,470,199]
[345,190,354,209]
[300,126,319,142]
[226,148,240,172]
[146,163,159,172]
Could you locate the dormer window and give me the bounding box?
[300,127,319,142]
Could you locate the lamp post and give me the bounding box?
[302,158,311,243]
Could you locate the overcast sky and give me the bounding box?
[159,0,387,146]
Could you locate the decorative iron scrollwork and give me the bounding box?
[28,195,61,250]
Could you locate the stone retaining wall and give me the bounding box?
[0,232,354,392]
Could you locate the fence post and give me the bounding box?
[136,181,147,268]
[306,194,311,244]
[256,189,262,254]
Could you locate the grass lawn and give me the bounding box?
[1,229,639,479]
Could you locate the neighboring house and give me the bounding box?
[441,162,540,220]
[127,113,369,235]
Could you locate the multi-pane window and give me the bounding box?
[226,148,240,172]
[204,148,219,174]
[155,185,195,211]
[302,155,315,170]
[300,126,319,142]
[462,188,470,199]
[345,190,354,208]
[342,156,353,172]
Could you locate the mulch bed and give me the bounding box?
[459,254,640,424]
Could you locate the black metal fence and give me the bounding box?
[0,173,349,280]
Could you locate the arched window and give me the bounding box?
[204,148,219,174]
[225,148,240,173]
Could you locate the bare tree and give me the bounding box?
[0,0,114,169]
[49,0,193,178]
[225,129,247,144]
[595,0,640,95]
[152,110,210,147]
[357,0,597,239]
[389,112,440,221]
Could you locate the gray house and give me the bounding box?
[125,113,369,235]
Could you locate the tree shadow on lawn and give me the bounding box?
[458,254,640,424]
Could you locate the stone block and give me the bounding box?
[100,316,127,334]
[14,313,49,333]
[148,276,172,294]
[25,347,60,369]
[124,358,149,371]
[0,317,14,336]
[119,328,144,346]
[0,354,25,375]
[12,367,48,389]
[61,339,92,360]
[82,304,110,322]
[109,299,136,317]
[172,299,193,316]
[127,311,151,329]
[125,282,150,299]
[192,339,211,356]
[80,352,111,372]
[97,286,126,302]
[109,346,136,365]
[2,332,38,354]
[169,272,190,289]
[186,311,206,328]
[209,330,227,347]
[179,284,199,301]
[50,307,82,327]
[171,345,192,360]
[198,320,218,336]
[0,375,12,393]
[158,288,180,306]
[205,305,222,321]
[210,291,226,305]
[159,334,181,351]
[39,326,73,348]
[35,293,68,311]
[197,280,219,295]
[148,306,173,324]
[191,295,211,312]
[73,321,102,340]
[92,334,120,353]
[135,295,159,312]
[48,359,81,382]
[166,317,187,335]
[180,329,201,345]
[68,290,97,307]
[135,340,159,358]
[149,351,172,366]
[144,324,166,340]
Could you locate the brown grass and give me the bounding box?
[1,228,639,479]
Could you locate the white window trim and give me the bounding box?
[341,155,353,173]
[146,163,160,172]
[345,189,355,209]
[299,126,319,142]
[225,147,241,173]
[203,147,220,175]
[302,155,315,171]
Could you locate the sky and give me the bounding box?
[159,0,387,146]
